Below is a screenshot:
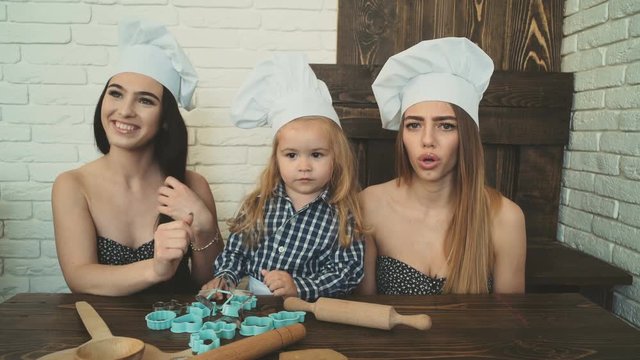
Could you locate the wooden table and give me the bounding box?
[0,293,639,359]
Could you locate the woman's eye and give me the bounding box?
[107,90,122,98]
[439,123,457,130]
[405,122,420,129]
[139,97,155,106]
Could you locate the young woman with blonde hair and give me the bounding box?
[358,38,526,295]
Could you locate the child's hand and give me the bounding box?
[261,269,298,297]
[200,276,229,300]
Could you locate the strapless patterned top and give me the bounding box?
[96,236,195,294]
[376,256,446,295]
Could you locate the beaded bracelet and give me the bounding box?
[190,232,219,252]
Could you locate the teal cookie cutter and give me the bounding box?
[268,311,306,328]
[201,321,237,340]
[239,316,274,336]
[188,302,213,318]
[221,301,242,317]
[145,310,176,330]
[171,313,203,333]
[189,329,220,354]
[230,295,258,310]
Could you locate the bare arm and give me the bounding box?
[52,171,185,296]
[491,196,527,294]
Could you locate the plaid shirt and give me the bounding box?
[214,183,364,300]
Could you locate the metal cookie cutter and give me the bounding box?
[153,299,187,315]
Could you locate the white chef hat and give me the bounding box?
[114,19,198,110]
[230,53,340,133]
[372,37,494,130]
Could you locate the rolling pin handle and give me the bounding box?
[391,311,432,330]
[283,297,315,313]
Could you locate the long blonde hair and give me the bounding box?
[229,116,367,248]
[395,104,498,294]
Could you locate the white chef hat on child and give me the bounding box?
[230,53,340,133]
[114,19,198,110]
[372,37,494,130]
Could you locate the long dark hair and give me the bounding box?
[93,79,188,225]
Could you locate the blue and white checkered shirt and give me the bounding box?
[214,183,364,300]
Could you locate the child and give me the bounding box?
[203,54,366,300]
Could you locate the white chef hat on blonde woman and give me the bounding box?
[372,37,494,130]
[230,53,340,133]
[115,18,198,110]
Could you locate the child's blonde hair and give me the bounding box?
[229,116,367,248]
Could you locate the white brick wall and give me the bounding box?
[0,0,337,301]
[560,0,640,328]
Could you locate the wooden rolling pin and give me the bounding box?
[192,323,306,360]
[284,297,432,331]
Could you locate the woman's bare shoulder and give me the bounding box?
[490,191,526,250]
[360,179,400,203]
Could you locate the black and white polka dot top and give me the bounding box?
[96,236,195,294]
[376,255,446,295]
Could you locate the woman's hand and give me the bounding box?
[158,176,213,233]
[152,218,192,281]
[261,269,298,297]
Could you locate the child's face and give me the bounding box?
[276,118,334,205]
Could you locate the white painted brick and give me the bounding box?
[324,0,338,11]
[189,146,247,165]
[568,131,599,151]
[215,201,241,220]
[606,85,640,109]
[580,0,608,10]
[562,169,596,191]
[41,240,57,258]
[561,34,577,55]
[613,245,640,275]
[320,32,337,51]
[211,184,250,202]
[8,3,90,23]
[32,124,93,144]
[77,144,102,163]
[0,274,29,300]
[560,187,570,206]
[0,163,28,181]
[4,220,53,240]
[0,4,5,21]
[304,50,336,63]
[0,200,31,220]
[188,48,262,68]
[0,83,28,104]
[0,45,20,64]
[0,125,30,141]
[621,157,640,180]
[179,9,260,28]
[84,0,117,4]
[262,11,336,31]
[610,0,640,19]
[22,45,109,65]
[185,109,232,128]
[564,0,580,16]
[92,5,177,25]
[575,65,626,91]
[2,105,85,124]
[571,110,618,130]
[567,151,620,175]
[247,146,272,166]
[0,239,40,257]
[5,64,86,85]
[33,202,52,221]
[0,143,77,162]
[593,216,640,251]
[197,164,264,184]
[176,29,241,49]
[86,66,115,85]
[30,84,102,105]
[619,201,640,227]
[195,68,249,89]
[196,88,236,107]
[0,23,71,44]
[564,3,608,35]
[595,174,640,205]
[240,31,324,50]
[30,275,69,293]
[567,189,619,217]
[172,0,251,7]
[256,0,323,10]
[120,0,167,4]
[573,89,605,110]
[562,226,613,261]
[198,127,271,146]
[613,293,640,327]
[4,258,61,276]
[2,182,52,201]
[631,13,640,36]
[71,25,118,46]
[600,132,640,155]
[559,205,594,231]
[577,19,629,50]
[606,38,640,65]
[29,163,81,182]
[616,276,640,299]
[0,221,3,237]
[627,62,640,85]
[562,48,604,72]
